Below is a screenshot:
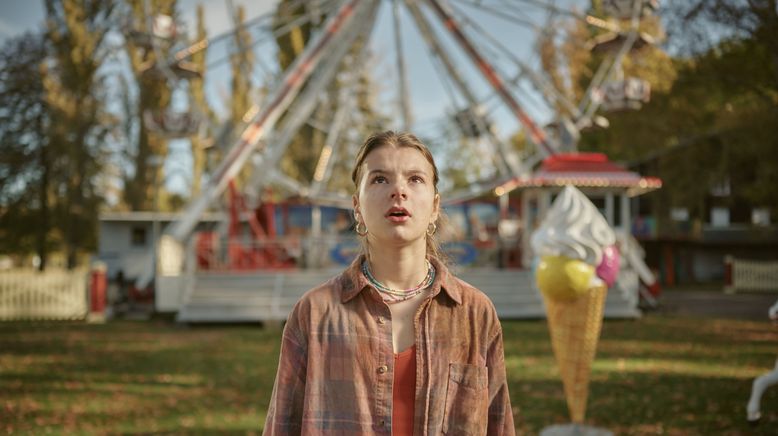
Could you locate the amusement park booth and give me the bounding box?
[498,153,661,265]
[495,152,662,307]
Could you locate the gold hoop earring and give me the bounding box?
[356,222,368,236]
[427,222,437,236]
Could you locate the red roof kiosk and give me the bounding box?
[494,152,662,267]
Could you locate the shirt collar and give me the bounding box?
[339,254,462,305]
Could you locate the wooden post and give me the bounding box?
[88,262,107,323]
[723,255,735,294]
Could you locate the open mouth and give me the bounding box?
[385,207,411,222]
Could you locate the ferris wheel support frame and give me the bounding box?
[392,0,413,130]
[243,6,378,210]
[171,0,374,242]
[136,0,376,288]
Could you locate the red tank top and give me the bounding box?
[392,345,416,435]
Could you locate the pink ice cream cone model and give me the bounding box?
[532,185,619,432]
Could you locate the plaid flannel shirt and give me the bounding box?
[263,255,516,435]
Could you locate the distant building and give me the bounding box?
[97,212,224,281]
[630,151,778,285]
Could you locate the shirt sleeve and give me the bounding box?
[262,309,308,436]
[486,326,516,435]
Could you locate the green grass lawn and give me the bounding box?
[1,315,776,435]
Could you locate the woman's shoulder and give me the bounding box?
[444,275,502,324]
[452,276,492,305]
[293,274,344,308]
[284,273,346,333]
[449,276,495,306]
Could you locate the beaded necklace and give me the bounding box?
[361,259,436,304]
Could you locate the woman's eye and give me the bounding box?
[371,175,387,184]
[410,175,424,183]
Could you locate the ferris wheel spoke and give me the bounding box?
[174,8,278,67]
[192,11,274,52]
[408,4,517,176]
[452,0,543,31]
[392,0,412,130]
[452,6,556,120]
[410,1,536,177]
[445,1,563,130]
[450,0,582,120]
[424,0,558,158]
[403,0,467,112]
[512,0,605,28]
[204,0,341,73]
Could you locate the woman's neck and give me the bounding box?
[366,241,428,291]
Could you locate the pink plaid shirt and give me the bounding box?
[263,256,516,435]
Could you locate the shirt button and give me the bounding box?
[377,316,386,325]
[377,365,388,374]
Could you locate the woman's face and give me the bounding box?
[353,145,440,249]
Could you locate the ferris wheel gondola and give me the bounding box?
[597,77,651,112]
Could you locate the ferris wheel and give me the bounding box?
[127,0,660,284]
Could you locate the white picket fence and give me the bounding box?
[0,268,88,320]
[725,257,778,293]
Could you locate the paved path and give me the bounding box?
[656,289,777,320]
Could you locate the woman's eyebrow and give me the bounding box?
[367,169,428,176]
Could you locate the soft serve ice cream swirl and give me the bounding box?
[531,185,615,266]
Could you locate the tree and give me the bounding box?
[579,1,778,229]
[122,0,177,211]
[0,33,52,267]
[43,0,116,268]
[188,4,215,197]
[189,5,216,197]
[230,5,257,189]
[532,0,675,159]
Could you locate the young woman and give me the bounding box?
[263,131,515,435]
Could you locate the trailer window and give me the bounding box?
[131,227,147,246]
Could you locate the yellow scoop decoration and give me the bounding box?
[536,255,595,301]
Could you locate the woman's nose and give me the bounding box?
[390,183,407,199]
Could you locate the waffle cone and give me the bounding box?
[544,285,608,423]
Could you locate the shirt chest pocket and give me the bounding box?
[442,362,489,435]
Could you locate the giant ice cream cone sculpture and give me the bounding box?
[531,185,619,424]
[544,281,607,423]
